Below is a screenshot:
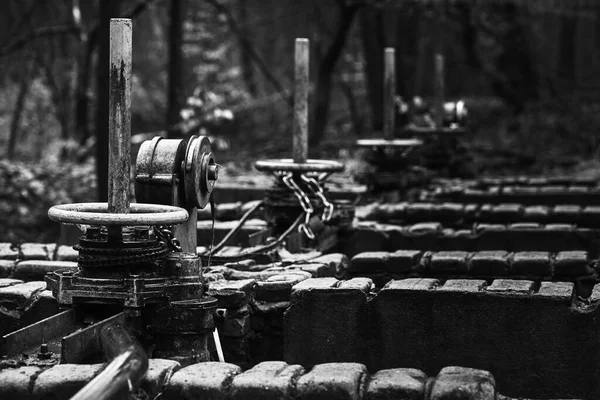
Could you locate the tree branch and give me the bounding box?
[0,24,80,57]
[0,0,159,58]
[204,0,293,108]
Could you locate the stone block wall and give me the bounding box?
[342,221,600,258]
[425,183,600,205]
[357,201,600,228]
[284,277,600,399]
[348,250,597,289]
[0,360,576,400]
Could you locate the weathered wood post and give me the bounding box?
[293,38,309,164]
[107,18,132,241]
[383,47,396,140]
[434,53,445,128]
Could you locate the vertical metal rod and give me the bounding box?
[293,38,309,164]
[108,19,132,215]
[434,53,445,128]
[383,47,396,140]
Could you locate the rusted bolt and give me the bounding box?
[208,164,218,181]
[133,227,149,240]
[86,227,102,240]
[38,343,51,359]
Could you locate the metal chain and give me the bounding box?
[153,226,183,252]
[281,173,315,239]
[300,175,334,222]
[77,245,170,267]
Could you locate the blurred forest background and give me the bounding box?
[1,0,600,242]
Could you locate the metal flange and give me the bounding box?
[48,203,189,225]
[254,159,344,173]
[184,135,217,209]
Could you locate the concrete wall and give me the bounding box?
[341,221,600,258]
[284,277,600,399]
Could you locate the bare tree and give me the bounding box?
[310,0,364,146]
[95,0,120,202]
[7,54,36,160]
[166,0,186,132]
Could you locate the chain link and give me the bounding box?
[282,173,315,239]
[300,175,334,222]
[153,226,183,252]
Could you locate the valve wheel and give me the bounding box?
[184,135,216,209]
[355,138,423,148]
[254,159,344,173]
[48,203,189,225]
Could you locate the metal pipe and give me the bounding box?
[70,323,148,400]
[383,48,395,140]
[293,38,309,164]
[107,18,133,242]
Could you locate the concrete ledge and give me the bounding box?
[285,277,595,398]
[0,361,575,400]
[343,222,600,258]
[348,250,598,285]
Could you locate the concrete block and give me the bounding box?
[33,364,103,399]
[285,279,370,367]
[365,368,427,400]
[164,362,241,400]
[230,361,304,400]
[13,261,77,282]
[429,366,495,400]
[295,363,367,400]
[0,366,43,399]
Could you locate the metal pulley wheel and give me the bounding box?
[184,135,217,209]
[254,158,344,174]
[48,203,189,225]
[135,136,186,206]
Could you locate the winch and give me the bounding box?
[355,49,473,193]
[195,39,352,262]
[2,19,219,398]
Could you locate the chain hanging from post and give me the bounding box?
[281,173,315,239]
[153,226,183,252]
[300,175,334,222]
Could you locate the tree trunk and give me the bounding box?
[359,6,384,132]
[75,27,97,145]
[7,56,35,160]
[167,0,186,132]
[238,0,257,96]
[558,12,577,83]
[95,0,120,202]
[310,3,361,147]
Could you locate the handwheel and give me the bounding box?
[254,159,344,173]
[48,203,189,226]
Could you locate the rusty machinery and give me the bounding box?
[355,49,471,194]
[201,39,353,263]
[253,40,353,253]
[0,20,219,398]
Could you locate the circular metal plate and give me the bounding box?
[184,135,215,209]
[355,138,423,148]
[254,158,344,173]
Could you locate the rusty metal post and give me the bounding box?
[434,53,445,128]
[108,18,132,241]
[383,47,396,140]
[293,38,309,164]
